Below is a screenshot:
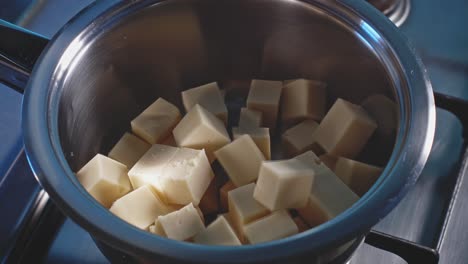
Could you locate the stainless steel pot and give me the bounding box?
[0,0,437,263]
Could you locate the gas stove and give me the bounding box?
[1,0,467,263]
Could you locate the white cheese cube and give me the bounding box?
[128,145,213,205]
[295,151,359,227]
[281,79,326,125]
[182,82,228,123]
[108,133,151,169]
[239,107,262,128]
[173,104,231,162]
[243,210,298,244]
[128,144,179,200]
[361,94,398,138]
[232,127,271,160]
[219,181,236,212]
[313,98,377,158]
[76,154,131,208]
[131,98,181,144]
[228,183,269,242]
[281,119,320,158]
[110,185,169,230]
[157,203,205,241]
[193,215,241,246]
[334,157,383,196]
[160,148,214,205]
[254,159,314,211]
[246,80,282,128]
[215,135,265,187]
[293,216,310,232]
[198,177,219,216]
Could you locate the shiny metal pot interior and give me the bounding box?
[21,0,434,263]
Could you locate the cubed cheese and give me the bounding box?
[246,80,282,128]
[293,216,310,232]
[295,152,359,227]
[361,94,398,138]
[173,104,231,162]
[76,154,131,208]
[131,98,181,144]
[238,107,262,128]
[160,148,214,205]
[157,203,205,241]
[215,135,265,187]
[319,154,338,171]
[128,145,214,205]
[313,98,377,158]
[128,144,178,200]
[232,127,271,160]
[219,181,236,212]
[334,157,383,196]
[182,82,228,123]
[193,215,241,245]
[110,185,169,230]
[243,210,298,244]
[108,132,151,169]
[281,119,321,158]
[149,221,166,236]
[228,183,269,241]
[199,178,219,216]
[281,79,326,125]
[254,159,314,211]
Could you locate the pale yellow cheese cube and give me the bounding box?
[128,144,179,199]
[228,183,269,241]
[173,104,231,162]
[293,216,310,232]
[239,107,262,128]
[160,148,214,205]
[76,154,131,208]
[281,79,326,125]
[157,203,205,241]
[182,82,228,123]
[232,127,271,160]
[246,80,283,128]
[243,210,298,244]
[254,159,314,211]
[295,151,359,227]
[319,154,339,171]
[198,177,219,216]
[313,98,377,158]
[193,215,241,246]
[281,119,320,158]
[215,135,265,187]
[131,98,181,144]
[108,133,151,169]
[219,181,236,212]
[297,195,332,227]
[110,185,169,230]
[361,94,398,138]
[148,221,166,237]
[334,157,383,196]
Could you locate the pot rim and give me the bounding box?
[22,0,435,262]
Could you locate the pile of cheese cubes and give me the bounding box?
[76,79,395,245]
